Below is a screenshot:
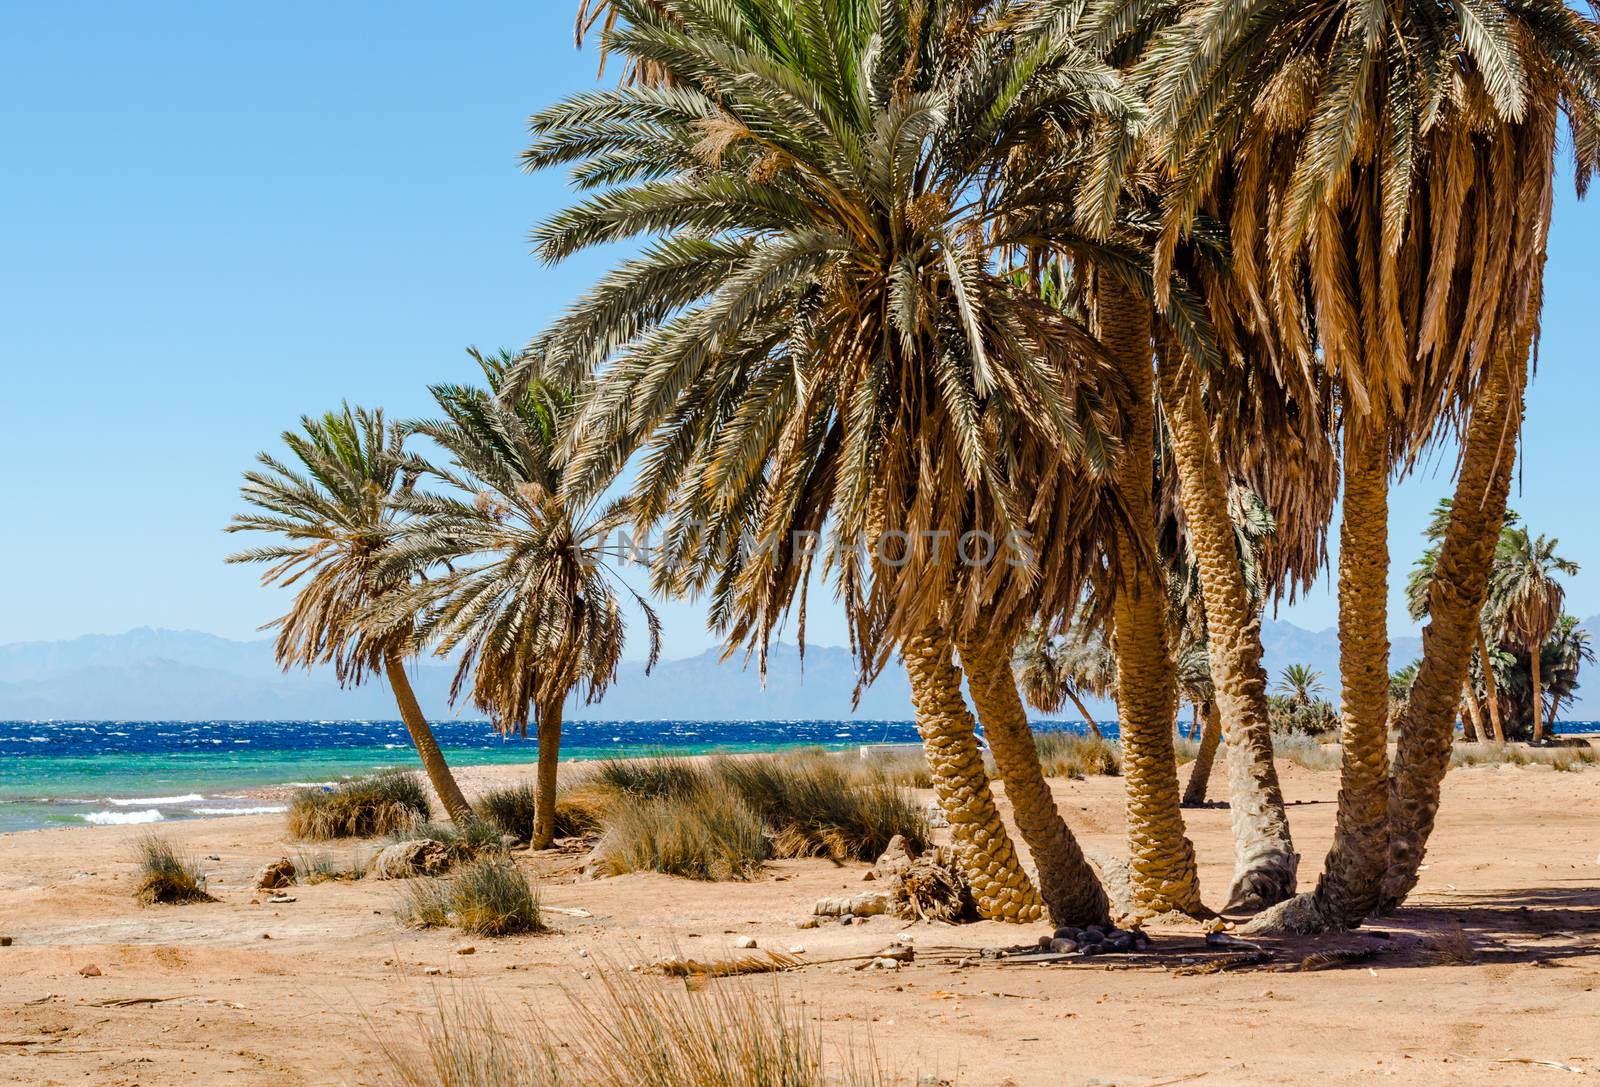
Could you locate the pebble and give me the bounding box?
[456,946,476,956]
[788,946,806,955]
[796,918,819,929]
[260,933,271,941]
[423,967,442,976]
[895,933,915,945]
[735,936,758,949]
[267,895,297,904]
[0,936,13,947]
[1049,938,1078,954]
[875,958,900,971]
[78,964,101,977]
[839,916,855,926]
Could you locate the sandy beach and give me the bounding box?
[0,755,1595,1087]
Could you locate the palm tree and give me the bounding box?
[1487,529,1579,743]
[1175,643,1222,807]
[529,0,1142,924]
[226,405,477,825]
[1149,0,1600,930]
[1013,625,1104,739]
[1540,616,1593,728]
[1407,501,1518,742]
[1274,665,1328,710]
[381,351,661,848]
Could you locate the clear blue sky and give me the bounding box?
[3,3,1597,655]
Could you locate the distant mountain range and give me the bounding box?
[0,619,1590,722]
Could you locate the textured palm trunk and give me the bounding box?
[1187,704,1202,741]
[1102,280,1204,919]
[1245,423,1392,935]
[1181,701,1223,807]
[1378,356,1525,912]
[1529,651,1546,743]
[384,647,477,826]
[961,633,1111,926]
[532,700,563,849]
[904,627,1044,922]
[1477,631,1506,742]
[1158,357,1297,910]
[1064,687,1104,739]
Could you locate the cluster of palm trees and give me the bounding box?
[1405,503,1587,743]
[230,0,1600,938]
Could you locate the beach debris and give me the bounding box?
[455,946,476,956]
[0,936,12,947]
[371,839,451,880]
[255,858,296,890]
[267,894,297,904]
[734,936,758,949]
[642,950,804,978]
[423,967,443,976]
[539,906,593,919]
[891,847,973,924]
[78,964,102,977]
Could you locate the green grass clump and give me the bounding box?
[591,756,704,801]
[593,786,770,881]
[133,834,216,905]
[397,858,544,937]
[288,770,431,840]
[376,968,901,1087]
[710,752,929,861]
[1033,731,1122,778]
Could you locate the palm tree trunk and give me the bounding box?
[1459,684,1482,743]
[1378,354,1525,912]
[1158,355,1296,911]
[1187,703,1202,741]
[1102,279,1204,919]
[1182,702,1223,807]
[1477,631,1506,742]
[1063,687,1104,739]
[1245,422,1391,934]
[904,627,1044,923]
[961,633,1110,926]
[532,700,563,849]
[1529,649,1545,743]
[383,647,477,826]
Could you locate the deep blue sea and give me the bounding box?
[3,718,1589,834]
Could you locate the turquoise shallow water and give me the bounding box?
[0,718,940,833]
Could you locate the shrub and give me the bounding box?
[375,968,900,1087]
[1272,732,1341,771]
[133,834,216,905]
[397,858,544,937]
[710,753,928,861]
[288,770,431,840]
[593,786,770,881]
[1451,742,1597,770]
[1034,731,1121,778]
[398,820,507,862]
[591,756,704,801]
[1269,695,1340,738]
[479,780,607,842]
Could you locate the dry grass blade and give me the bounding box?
[642,950,804,978]
[132,835,216,906]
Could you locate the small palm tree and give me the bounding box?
[1013,625,1104,739]
[226,405,477,824]
[1488,529,1579,742]
[1273,665,1327,710]
[382,351,661,848]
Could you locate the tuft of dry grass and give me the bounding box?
[1033,731,1121,779]
[375,967,902,1087]
[1451,742,1598,770]
[1272,732,1341,771]
[396,820,507,862]
[1420,922,1478,965]
[592,786,770,881]
[479,779,608,842]
[397,858,544,937]
[853,748,932,789]
[294,847,369,884]
[132,834,216,906]
[288,770,431,840]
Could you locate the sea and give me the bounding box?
[3,718,1590,835]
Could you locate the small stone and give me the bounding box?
[1053,927,1081,941]
[0,936,13,947]
[423,967,442,976]
[456,946,477,956]
[260,933,271,941]
[205,855,221,862]
[267,894,297,904]
[862,870,878,881]
[875,957,900,971]
[1110,935,1134,952]
[1049,938,1078,954]
[735,936,758,949]
[796,918,819,929]
[839,915,855,926]
[1080,928,1105,944]
[895,933,914,944]
[788,946,806,955]
[1037,935,1053,950]
[78,964,101,977]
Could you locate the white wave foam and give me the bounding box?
[84,809,165,825]
[106,794,204,806]
[189,805,287,816]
